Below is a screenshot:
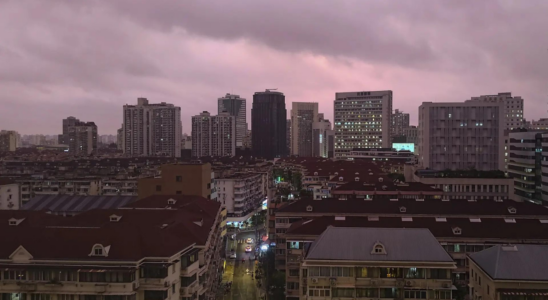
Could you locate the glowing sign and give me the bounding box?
[392,143,415,153]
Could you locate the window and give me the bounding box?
[432,290,452,299]
[308,288,330,297]
[320,267,331,277]
[429,269,449,279]
[289,269,299,277]
[156,185,162,192]
[356,267,375,278]
[172,284,176,294]
[405,290,427,299]
[333,288,354,298]
[30,295,51,300]
[478,276,481,286]
[357,288,378,298]
[331,267,353,277]
[405,268,425,279]
[287,282,299,290]
[487,285,490,295]
[288,242,300,249]
[58,295,76,300]
[380,288,399,298]
[380,268,402,278]
[372,242,386,254]
[175,176,182,182]
[3,269,27,280]
[93,246,103,256]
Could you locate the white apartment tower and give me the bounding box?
[122,98,182,157]
[418,101,505,171]
[291,102,319,157]
[191,111,236,158]
[333,90,393,159]
[218,93,246,148]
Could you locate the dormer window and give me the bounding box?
[334,172,338,175]
[399,206,407,213]
[452,227,462,235]
[314,172,318,176]
[109,215,122,222]
[306,205,313,212]
[339,177,343,181]
[168,199,177,205]
[355,177,359,181]
[508,206,517,214]
[8,218,24,226]
[89,244,110,257]
[371,242,387,255]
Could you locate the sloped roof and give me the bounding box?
[469,244,548,281]
[306,227,453,263]
[23,195,137,212]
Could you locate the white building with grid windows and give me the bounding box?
[191,111,235,158]
[333,91,393,159]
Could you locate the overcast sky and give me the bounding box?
[1,0,547,135]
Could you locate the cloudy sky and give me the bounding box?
[1,0,547,135]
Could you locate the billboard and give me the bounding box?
[392,143,415,153]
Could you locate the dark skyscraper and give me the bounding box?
[252,90,287,159]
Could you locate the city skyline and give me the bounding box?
[1,1,547,134]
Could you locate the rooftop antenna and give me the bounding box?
[266,88,278,92]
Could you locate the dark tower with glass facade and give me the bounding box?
[252,90,287,159]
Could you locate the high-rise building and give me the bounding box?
[312,119,334,158]
[418,101,505,171]
[468,92,525,132]
[68,121,97,156]
[333,90,393,159]
[58,116,80,145]
[116,126,123,150]
[251,90,287,159]
[0,130,18,152]
[402,125,418,152]
[291,102,318,157]
[286,119,291,154]
[218,93,246,148]
[122,98,182,157]
[191,111,236,158]
[392,109,410,137]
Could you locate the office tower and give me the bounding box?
[392,109,410,136]
[217,93,246,148]
[58,116,80,145]
[242,129,252,149]
[286,119,291,154]
[191,111,236,158]
[291,102,319,157]
[333,90,393,158]
[123,98,182,157]
[0,130,18,152]
[251,90,287,159]
[67,121,97,156]
[418,101,505,171]
[468,92,525,131]
[312,119,334,158]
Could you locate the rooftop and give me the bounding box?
[306,227,453,263]
[469,244,548,281]
[23,195,138,213]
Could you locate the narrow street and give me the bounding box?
[218,231,264,300]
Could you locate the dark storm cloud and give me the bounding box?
[0,0,547,134]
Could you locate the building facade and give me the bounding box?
[137,163,213,200]
[217,93,246,148]
[392,109,410,136]
[68,121,97,156]
[334,90,393,159]
[251,90,287,159]
[468,92,525,132]
[312,119,333,158]
[418,101,505,171]
[123,98,182,157]
[58,116,80,145]
[0,131,18,152]
[216,173,266,221]
[0,179,19,210]
[286,120,291,155]
[291,102,319,157]
[191,111,236,158]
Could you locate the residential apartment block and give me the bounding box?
[0,195,225,300]
[0,131,18,152]
[334,90,393,158]
[58,116,80,145]
[68,121,98,156]
[191,111,236,158]
[216,172,266,221]
[468,245,548,300]
[123,98,182,157]
[468,92,525,132]
[418,101,505,171]
[217,93,246,148]
[392,109,410,136]
[291,102,318,157]
[291,227,455,300]
[0,179,19,210]
[138,163,212,200]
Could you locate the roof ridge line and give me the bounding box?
[493,246,501,277]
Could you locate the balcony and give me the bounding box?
[1,280,138,295]
[180,280,199,296]
[181,261,200,276]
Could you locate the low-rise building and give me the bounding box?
[138,163,212,200]
[0,195,224,300]
[18,177,102,204]
[295,227,455,300]
[216,173,266,222]
[468,244,548,300]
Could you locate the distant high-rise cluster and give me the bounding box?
[0,130,19,152]
[122,98,182,157]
